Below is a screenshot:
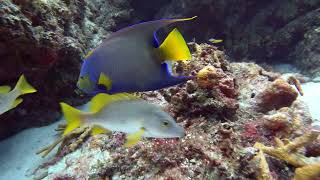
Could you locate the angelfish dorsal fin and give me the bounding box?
[89,93,139,113]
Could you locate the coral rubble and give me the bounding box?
[32,43,319,179]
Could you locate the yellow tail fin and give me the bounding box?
[15,75,37,95]
[158,28,191,61]
[60,102,84,135]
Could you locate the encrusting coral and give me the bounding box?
[254,129,320,179]
[252,150,274,180]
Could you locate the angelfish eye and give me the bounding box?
[162,120,170,127]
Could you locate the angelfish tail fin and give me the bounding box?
[158,28,192,61]
[15,75,37,95]
[60,102,84,135]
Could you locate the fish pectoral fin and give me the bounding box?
[11,98,23,108]
[91,125,111,135]
[98,73,112,91]
[158,28,191,61]
[124,128,145,148]
[0,86,11,93]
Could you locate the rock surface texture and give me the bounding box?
[148,0,320,75]
[1,0,320,139]
[0,0,135,139]
[31,43,319,180]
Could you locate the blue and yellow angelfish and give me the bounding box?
[77,17,197,95]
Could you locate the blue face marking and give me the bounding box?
[153,31,160,48]
[78,56,101,94]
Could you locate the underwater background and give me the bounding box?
[0,0,320,179]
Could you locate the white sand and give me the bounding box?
[0,120,61,180]
[299,82,320,125]
[0,104,89,180]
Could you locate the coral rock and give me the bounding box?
[255,79,298,112]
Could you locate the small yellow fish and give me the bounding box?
[60,93,185,147]
[209,38,223,44]
[0,75,37,115]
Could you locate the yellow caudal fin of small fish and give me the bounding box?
[60,102,84,135]
[89,93,139,113]
[0,86,11,94]
[15,75,37,95]
[158,28,191,61]
[124,128,145,147]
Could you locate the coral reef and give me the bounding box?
[254,130,320,180]
[31,43,319,179]
[161,43,239,120]
[255,78,298,112]
[2,0,320,140]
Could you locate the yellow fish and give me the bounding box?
[60,93,185,147]
[0,75,37,115]
[209,38,223,44]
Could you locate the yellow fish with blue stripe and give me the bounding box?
[0,75,37,115]
[77,17,197,95]
[60,93,185,147]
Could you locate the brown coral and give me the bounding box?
[255,79,298,112]
[253,130,320,180]
[254,130,320,167]
[293,163,320,180]
[162,43,239,119]
[262,107,302,137]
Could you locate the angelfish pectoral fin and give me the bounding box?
[124,128,145,148]
[98,73,112,91]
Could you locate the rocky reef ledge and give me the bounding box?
[28,43,319,180]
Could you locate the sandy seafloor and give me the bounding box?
[0,83,319,180]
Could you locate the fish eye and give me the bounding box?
[162,120,170,127]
